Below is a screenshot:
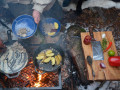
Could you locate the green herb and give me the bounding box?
[80,28,86,32]
[101,38,107,50]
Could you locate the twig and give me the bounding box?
[95,81,106,90]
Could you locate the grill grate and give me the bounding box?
[0,59,61,89]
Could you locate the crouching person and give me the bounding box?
[4,0,64,24]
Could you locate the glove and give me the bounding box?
[62,0,71,7]
[32,10,40,24]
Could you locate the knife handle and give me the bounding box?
[89,26,94,40]
[91,67,95,78]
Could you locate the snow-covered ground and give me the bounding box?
[78,81,120,90]
[65,23,120,90]
[0,19,18,42]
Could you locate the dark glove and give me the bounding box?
[62,0,71,7]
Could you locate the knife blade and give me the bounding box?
[87,56,95,78]
[89,26,104,60]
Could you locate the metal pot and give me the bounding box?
[33,43,64,74]
[0,30,28,78]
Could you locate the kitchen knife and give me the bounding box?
[87,56,95,78]
[89,27,104,60]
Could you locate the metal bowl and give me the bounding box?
[39,18,61,37]
[12,15,37,39]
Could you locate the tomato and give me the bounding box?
[83,35,92,45]
[108,50,115,56]
[108,56,120,66]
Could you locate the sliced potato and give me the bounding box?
[36,52,46,60]
[40,56,47,63]
[46,50,52,54]
[43,55,46,59]
[54,22,58,29]
[55,55,61,65]
[57,54,62,61]
[51,57,55,65]
[36,55,45,60]
[46,53,54,57]
[38,52,45,57]
[43,57,51,63]
[48,32,55,36]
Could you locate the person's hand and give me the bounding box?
[32,10,40,24]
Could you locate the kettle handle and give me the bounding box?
[7,30,12,42]
[5,71,20,78]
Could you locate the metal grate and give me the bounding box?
[0,60,62,89]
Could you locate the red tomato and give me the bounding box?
[83,35,92,45]
[108,56,120,66]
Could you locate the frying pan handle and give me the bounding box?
[35,67,45,75]
[5,71,20,78]
[7,30,12,42]
[89,26,94,40]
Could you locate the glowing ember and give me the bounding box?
[34,82,41,87]
[26,76,29,79]
[34,74,42,87]
[38,74,42,81]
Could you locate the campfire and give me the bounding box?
[0,32,71,89]
[0,58,61,88]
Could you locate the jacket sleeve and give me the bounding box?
[32,0,52,13]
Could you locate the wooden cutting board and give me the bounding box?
[81,31,120,80]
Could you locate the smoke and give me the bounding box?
[0,0,4,6]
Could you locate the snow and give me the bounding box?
[65,23,120,90]
[0,19,18,42]
[82,0,120,10]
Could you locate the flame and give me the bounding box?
[34,74,42,87]
[38,74,42,81]
[29,61,33,64]
[26,76,29,79]
[34,83,41,87]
